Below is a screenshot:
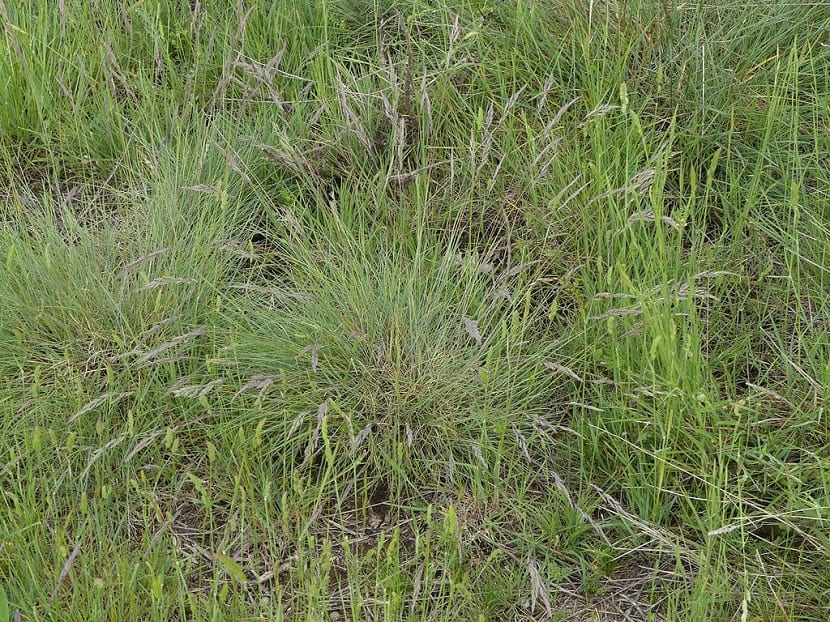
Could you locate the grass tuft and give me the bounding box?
[2,1,829,620]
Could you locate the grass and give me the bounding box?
[1,0,829,619]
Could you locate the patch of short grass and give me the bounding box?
[1,1,829,620]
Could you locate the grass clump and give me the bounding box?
[1,0,829,620]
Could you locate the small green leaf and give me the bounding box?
[215,554,247,583]
[0,585,10,622]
